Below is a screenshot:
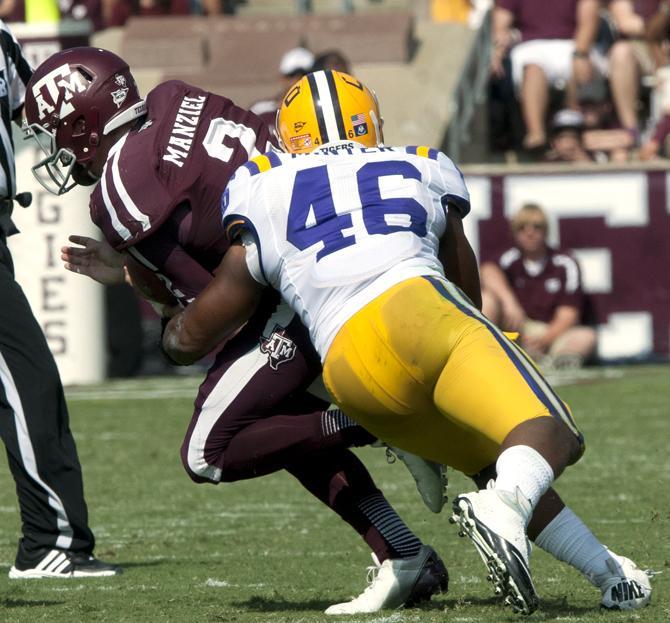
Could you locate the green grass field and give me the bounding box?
[0,366,668,622]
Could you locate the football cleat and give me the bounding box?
[451,487,538,615]
[9,546,122,579]
[599,553,653,610]
[384,445,448,513]
[324,545,448,615]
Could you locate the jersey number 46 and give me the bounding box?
[287,160,428,261]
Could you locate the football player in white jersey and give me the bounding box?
[163,70,652,615]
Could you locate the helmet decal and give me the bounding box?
[30,63,87,123]
[111,73,129,108]
[111,87,129,108]
[289,133,313,152]
[350,113,368,137]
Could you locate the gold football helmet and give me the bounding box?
[276,70,383,153]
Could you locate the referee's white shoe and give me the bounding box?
[9,545,121,579]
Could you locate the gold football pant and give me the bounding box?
[323,276,582,475]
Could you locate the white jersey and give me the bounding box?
[223,142,470,359]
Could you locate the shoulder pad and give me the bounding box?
[242,151,285,176]
[405,145,440,160]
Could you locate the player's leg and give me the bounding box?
[472,466,652,610]
[323,276,575,613]
[426,278,584,613]
[287,449,448,615]
[180,305,447,613]
[182,306,445,512]
[0,245,119,578]
[431,280,650,610]
[180,309,375,484]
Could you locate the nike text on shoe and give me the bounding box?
[324,545,448,614]
[384,445,448,513]
[9,548,122,579]
[451,488,539,615]
[600,556,653,610]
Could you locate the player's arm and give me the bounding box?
[439,206,482,310]
[162,241,264,365]
[125,253,179,307]
[63,234,179,304]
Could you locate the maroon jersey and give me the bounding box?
[651,113,670,146]
[497,246,585,323]
[497,0,578,41]
[90,80,276,304]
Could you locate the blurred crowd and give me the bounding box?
[489,0,670,163]
[250,46,351,133]
[0,0,240,28]
[0,0,391,29]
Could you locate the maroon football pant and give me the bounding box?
[180,302,416,561]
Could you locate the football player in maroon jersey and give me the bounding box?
[23,47,448,614]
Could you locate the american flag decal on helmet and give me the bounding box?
[351,113,368,136]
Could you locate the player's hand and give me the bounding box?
[61,235,126,285]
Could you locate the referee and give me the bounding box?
[0,20,120,578]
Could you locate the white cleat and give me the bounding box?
[384,445,448,513]
[325,545,448,615]
[8,548,121,579]
[451,486,538,615]
[598,552,653,610]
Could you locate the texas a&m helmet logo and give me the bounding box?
[111,74,129,108]
[30,63,87,123]
[260,325,297,370]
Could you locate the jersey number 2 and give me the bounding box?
[287,161,427,261]
[203,118,258,163]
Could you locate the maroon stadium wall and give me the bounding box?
[461,164,670,361]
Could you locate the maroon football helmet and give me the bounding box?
[23,47,147,195]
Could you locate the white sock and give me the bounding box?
[494,445,554,510]
[535,506,623,588]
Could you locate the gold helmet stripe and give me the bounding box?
[306,72,329,145]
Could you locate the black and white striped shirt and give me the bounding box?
[0,20,32,201]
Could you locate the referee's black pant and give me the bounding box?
[0,236,95,556]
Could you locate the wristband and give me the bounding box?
[573,50,589,59]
